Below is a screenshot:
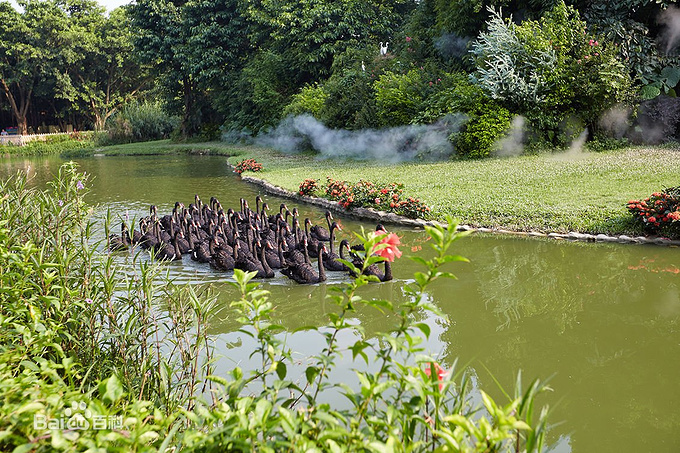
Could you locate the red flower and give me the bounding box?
[375,232,402,262]
[424,362,448,390]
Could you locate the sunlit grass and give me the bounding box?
[225,146,680,235]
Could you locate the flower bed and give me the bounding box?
[299,176,431,219]
[627,186,680,237]
[234,158,263,174]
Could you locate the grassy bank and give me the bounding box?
[223,143,680,236]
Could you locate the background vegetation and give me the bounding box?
[2,0,680,155]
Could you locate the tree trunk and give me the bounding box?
[94,113,106,132]
[1,78,31,135]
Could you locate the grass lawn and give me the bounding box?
[74,140,680,235]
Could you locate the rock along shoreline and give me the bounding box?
[240,174,680,247]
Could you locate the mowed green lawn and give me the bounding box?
[93,140,680,235]
[226,146,680,235]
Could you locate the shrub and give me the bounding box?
[2,133,96,156]
[233,158,263,174]
[471,2,633,146]
[319,69,379,130]
[374,68,431,127]
[627,186,680,238]
[455,102,513,158]
[103,101,179,144]
[283,83,329,118]
[412,72,478,124]
[298,178,320,196]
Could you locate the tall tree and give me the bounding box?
[66,5,149,130]
[129,0,199,137]
[0,0,71,134]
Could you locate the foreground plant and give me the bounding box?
[0,164,217,450]
[0,164,552,452]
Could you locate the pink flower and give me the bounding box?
[424,362,448,390]
[374,198,381,204]
[405,36,412,42]
[375,232,402,262]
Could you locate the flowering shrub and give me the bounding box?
[298,178,320,196]
[319,177,431,219]
[627,186,680,237]
[234,158,263,174]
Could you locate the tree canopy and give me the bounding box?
[1,0,678,148]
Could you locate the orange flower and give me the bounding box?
[375,231,402,262]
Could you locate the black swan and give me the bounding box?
[155,233,182,261]
[322,221,347,271]
[281,244,327,284]
[310,210,333,242]
[108,222,130,252]
[210,237,235,271]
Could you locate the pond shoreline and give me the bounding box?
[241,173,680,247]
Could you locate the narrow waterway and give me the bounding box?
[2,154,679,452]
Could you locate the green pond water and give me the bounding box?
[2,154,679,452]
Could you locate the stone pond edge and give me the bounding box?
[240,174,680,248]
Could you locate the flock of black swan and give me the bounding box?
[108,195,394,284]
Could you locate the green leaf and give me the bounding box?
[305,366,319,384]
[19,360,38,372]
[100,374,124,404]
[640,84,661,100]
[276,361,287,380]
[414,322,431,338]
[661,65,680,87]
[206,375,228,386]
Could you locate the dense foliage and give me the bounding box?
[0,164,553,451]
[1,0,679,153]
[0,0,149,134]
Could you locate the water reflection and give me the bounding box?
[1,154,679,452]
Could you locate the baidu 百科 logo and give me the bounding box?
[34,400,123,431]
